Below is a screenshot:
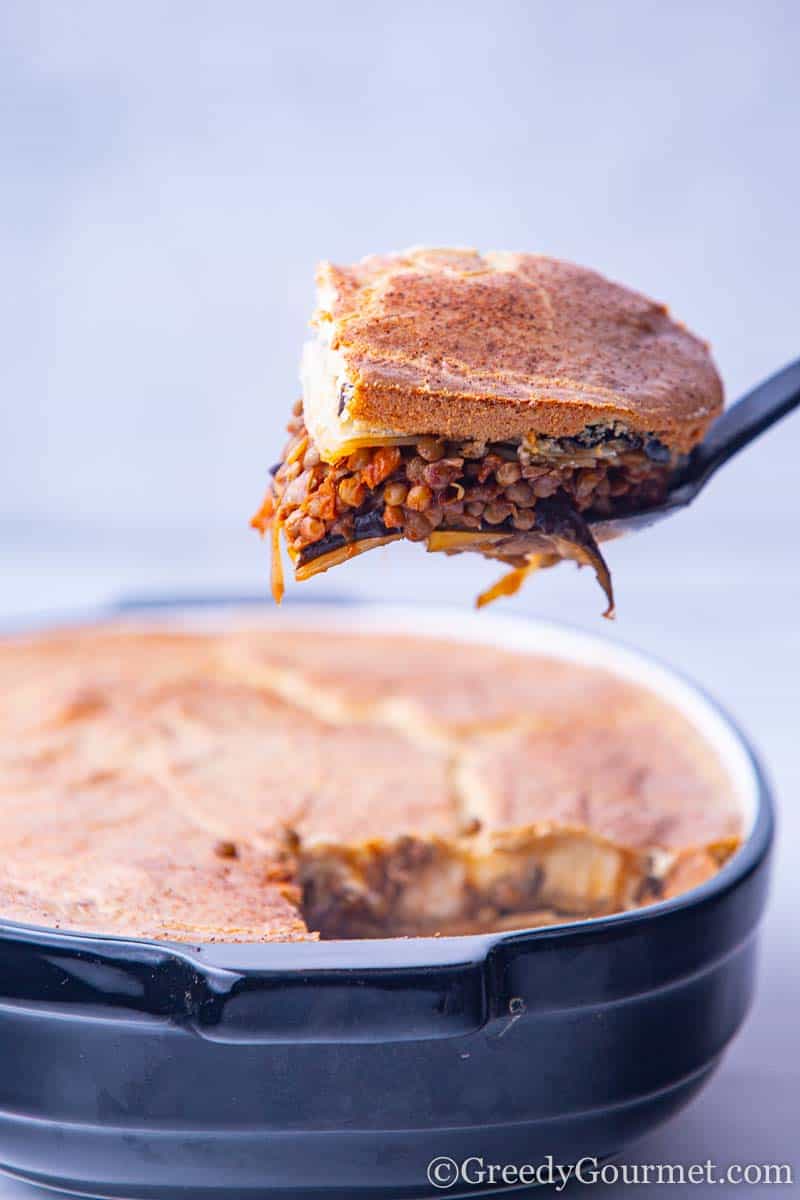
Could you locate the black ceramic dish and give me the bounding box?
[0,600,773,1200]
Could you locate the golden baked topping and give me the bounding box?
[309,248,722,454]
[0,625,742,941]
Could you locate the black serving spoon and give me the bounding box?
[589,357,800,541]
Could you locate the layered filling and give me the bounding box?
[254,401,680,611]
[299,835,736,940]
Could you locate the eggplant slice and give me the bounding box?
[471,496,615,617]
[280,492,614,616]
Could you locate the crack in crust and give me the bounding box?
[219,628,742,937]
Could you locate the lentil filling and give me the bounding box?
[254,401,680,611]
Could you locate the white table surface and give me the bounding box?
[0,504,798,1199]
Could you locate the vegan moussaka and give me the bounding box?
[0,625,741,941]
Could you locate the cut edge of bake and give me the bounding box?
[226,650,742,941]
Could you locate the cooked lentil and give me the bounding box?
[261,407,677,562]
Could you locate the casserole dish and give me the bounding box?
[0,598,773,1199]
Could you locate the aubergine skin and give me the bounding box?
[296,490,614,616]
[532,495,615,617]
[297,510,388,567]
[298,534,348,567]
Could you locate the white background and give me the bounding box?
[2,2,799,1196]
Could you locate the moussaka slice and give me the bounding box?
[254,248,723,611]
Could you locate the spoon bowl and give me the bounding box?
[589,357,800,538]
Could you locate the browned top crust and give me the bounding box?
[458,707,739,853]
[0,623,742,940]
[0,630,311,942]
[154,676,458,848]
[315,248,724,452]
[0,854,309,944]
[222,629,644,745]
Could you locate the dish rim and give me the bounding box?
[0,594,774,974]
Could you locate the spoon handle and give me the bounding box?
[688,357,800,489]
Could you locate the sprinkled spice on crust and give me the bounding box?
[0,626,742,941]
